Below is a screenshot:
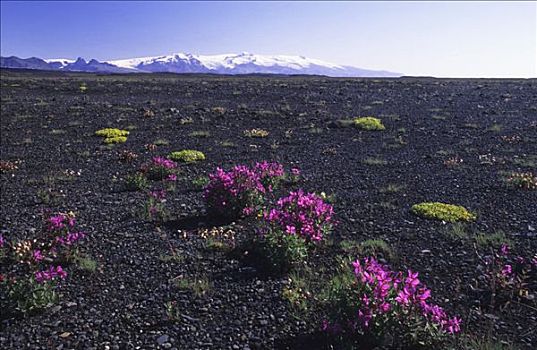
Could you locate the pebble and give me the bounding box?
[157,335,169,345]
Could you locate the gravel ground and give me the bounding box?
[1,70,536,349]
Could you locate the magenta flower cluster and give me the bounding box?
[264,189,334,242]
[481,243,537,298]
[0,234,4,248]
[55,231,86,246]
[143,156,178,181]
[204,162,286,217]
[1,212,87,312]
[351,257,461,334]
[151,156,177,169]
[48,213,76,231]
[35,265,67,283]
[47,213,87,248]
[149,189,167,201]
[253,161,285,187]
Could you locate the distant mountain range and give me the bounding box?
[0,52,401,77]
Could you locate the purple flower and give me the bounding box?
[0,234,4,248]
[446,317,461,334]
[405,270,420,290]
[499,244,510,256]
[149,190,167,201]
[48,215,66,230]
[151,156,177,169]
[56,231,86,246]
[205,162,287,218]
[357,308,373,328]
[417,288,431,302]
[291,168,301,176]
[242,207,254,216]
[285,225,296,235]
[395,288,411,305]
[379,302,391,313]
[501,264,512,276]
[166,174,177,182]
[338,257,462,338]
[32,250,44,262]
[515,256,525,264]
[263,189,334,242]
[55,266,67,279]
[35,265,67,283]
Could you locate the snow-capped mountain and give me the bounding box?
[108,52,400,77]
[1,52,401,77]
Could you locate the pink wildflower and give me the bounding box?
[32,250,44,262]
[395,288,411,305]
[446,317,461,334]
[48,215,66,230]
[405,270,420,290]
[242,207,254,216]
[501,264,512,276]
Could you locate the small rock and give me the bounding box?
[157,335,169,345]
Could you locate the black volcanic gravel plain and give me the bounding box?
[1,70,536,349]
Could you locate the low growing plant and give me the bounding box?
[474,231,511,250]
[125,172,148,191]
[504,172,536,190]
[142,189,168,223]
[174,275,212,297]
[243,128,270,138]
[411,202,476,222]
[322,257,461,348]
[257,190,335,271]
[354,117,385,131]
[118,150,139,163]
[0,213,86,314]
[165,301,182,322]
[474,244,537,308]
[192,175,210,190]
[169,150,206,163]
[142,156,178,181]
[95,128,129,144]
[204,161,286,219]
[0,160,19,173]
[199,226,237,252]
[442,222,468,241]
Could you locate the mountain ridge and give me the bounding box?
[0,52,402,77]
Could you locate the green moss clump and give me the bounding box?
[353,117,385,131]
[95,128,129,144]
[411,202,476,222]
[95,128,129,138]
[168,150,206,163]
[103,136,127,144]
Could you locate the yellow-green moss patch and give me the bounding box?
[95,128,129,138]
[95,128,129,144]
[169,150,206,163]
[103,136,127,144]
[353,117,385,131]
[411,202,476,222]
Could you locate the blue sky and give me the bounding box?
[1,1,535,77]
